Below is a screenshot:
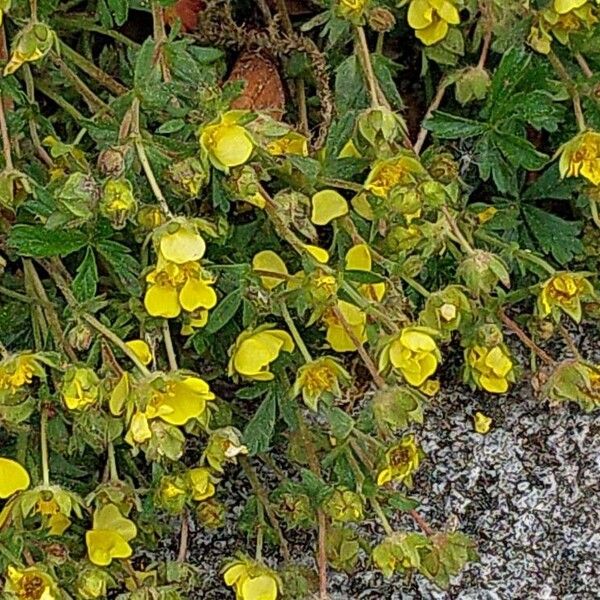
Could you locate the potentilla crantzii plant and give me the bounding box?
[0,0,599,597]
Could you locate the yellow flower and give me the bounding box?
[223,560,280,600]
[323,300,367,353]
[311,189,349,225]
[380,327,441,387]
[4,22,57,76]
[0,457,30,499]
[100,178,137,228]
[0,352,44,391]
[125,340,153,366]
[146,375,215,426]
[324,488,364,522]
[5,565,59,600]
[538,272,593,322]
[200,110,254,171]
[466,345,514,394]
[205,427,248,472]
[559,130,600,186]
[156,220,206,264]
[61,366,101,411]
[229,327,294,381]
[187,467,216,501]
[473,411,492,434]
[144,259,217,319]
[407,0,460,46]
[266,131,309,157]
[376,434,421,486]
[252,250,288,290]
[364,155,426,198]
[345,244,386,301]
[86,503,137,566]
[292,357,350,411]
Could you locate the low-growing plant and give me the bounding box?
[0,0,599,598]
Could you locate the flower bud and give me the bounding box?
[97,146,126,177]
[100,178,137,229]
[169,157,208,198]
[326,526,360,572]
[77,567,113,599]
[454,66,491,105]
[67,322,94,351]
[423,151,459,184]
[137,205,166,230]
[357,107,407,155]
[372,386,423,432]
[57,172,99,220]
[368,6,396,32]
[324,488,364,523]
[457,250,510,295]
[61,366,101,411]
[155,475,188,514]
[4,22,57,75]
[196,498,225,529]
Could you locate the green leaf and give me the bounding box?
[107,0,129,26]
[324,407,354,439]
[345,269,386,284]
[372,55,404,109]
[156,118,186,134]
[523,164,578,200]
[8,224,87,257]
[492,132,548,170]
[484,47,531,121]
[325,111,357,159]
[335,55,368,112]
[95,239,142,296]
[73,247,98,302]
[243,392,277,455]
[522,204,583,264]
[425,111,488,139]
[205,289,242,334]
[387,492,420,511]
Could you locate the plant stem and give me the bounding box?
[547,50,586,132]
[255,502,264,561]
[355,26,384,109]
[22,66,54,167]
[371,497,393,536]
[332,304,386,388]
[499,310,556,366]
[280,302,313,363]
[151,1,171,82]
[0,70,13,169]
[474,230,556,275]
[53,16,140,48]
[38,259,152,376]
[575,53,593,79]
[130,99,174,218]
[60,42,127,96]
[589,198,600,230]
[240,456,291,562]
[409,509,433,536]
[400,274,431,298]
[295,411,328,599]
[441,206,475,255]
[107,441,118,481]
[177,510,189,562]
[40,406,50,486]
[414,79,448,155]
[163,320,178,371]
[34,80,87,122]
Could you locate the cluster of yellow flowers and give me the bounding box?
[144,219,217,333]
[529,0,598,53]
[110,370,215,452]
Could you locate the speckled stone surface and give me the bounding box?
[176,323,600,599]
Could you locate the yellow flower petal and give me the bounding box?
[128,411,152,444]
[233,337,279,378]
[125,340,152,366]
[86,530,132,566]
[224,563,248,586]
[351,192,374,220]
[345,244,372,271]
[241,575,278,600]
[400,329,437,353]
[179,277,218,312]
[160,228,206,264]
[479,373,508,394]
[93,504,137,541]
[304,244,330,264]
[0,458,30,499]
[554,0,587,14]
[416,18,449,45]
[144,283,181,318]
[408,0,434,29]
[252,251,289,290]
[311,189,349,225]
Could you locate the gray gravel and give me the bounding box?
[176,322,600,599]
